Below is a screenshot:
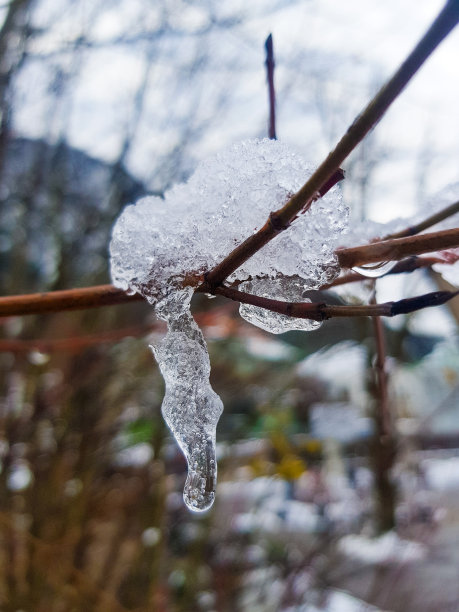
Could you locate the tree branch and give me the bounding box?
[322,255,444,289]
[0,284,142,316]
[384,199,459,239]
[214,285,459,321]
[202,0,459,290]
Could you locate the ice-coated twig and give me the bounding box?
[201,0,459,290]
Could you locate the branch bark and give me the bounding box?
[214,285,459,321]
[384,199,459,239]
[0,284,142,316]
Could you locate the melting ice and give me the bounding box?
[152,289,223,511]
[110,139,348,511]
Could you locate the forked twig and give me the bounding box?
[1,2,459,322]
[202,0,459,290]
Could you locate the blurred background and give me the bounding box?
[0,0,459,610]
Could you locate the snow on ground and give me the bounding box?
[338,531,426,565]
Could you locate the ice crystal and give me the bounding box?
[110,138,349,511]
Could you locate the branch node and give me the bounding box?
[268,211,290,233]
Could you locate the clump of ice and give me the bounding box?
[110,139,348,302]
[110,139,349,511]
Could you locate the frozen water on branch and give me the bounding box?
[110,139,348,302]
[110,139,349,510]
[239,277,321,334]
[152,289,223,511]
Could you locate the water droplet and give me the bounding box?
[352,261,396,278]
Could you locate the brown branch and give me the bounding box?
[336,227,459,269]
[214,284,459,321]
[371,298,391,436]
[202,1,459,290]
[265,33,276,140]
[0,284,142,316]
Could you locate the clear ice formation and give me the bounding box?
[110,139,348,303]
[109,139,349,511]
[239,277,322,334]
[352,261,397,278]
[152,289,223,512]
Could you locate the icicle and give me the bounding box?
[151,289,223,512]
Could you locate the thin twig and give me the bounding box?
[384,199,459,239]
[214,285,459,321]
[371,288,391,436]
[0,284,142,316]
[202,1,459,290]
[1,228,459,317]
[0,323,157,354]
[265,33,276,140]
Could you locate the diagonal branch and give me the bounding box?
[384,200,459,240]
[202,0,459,290]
